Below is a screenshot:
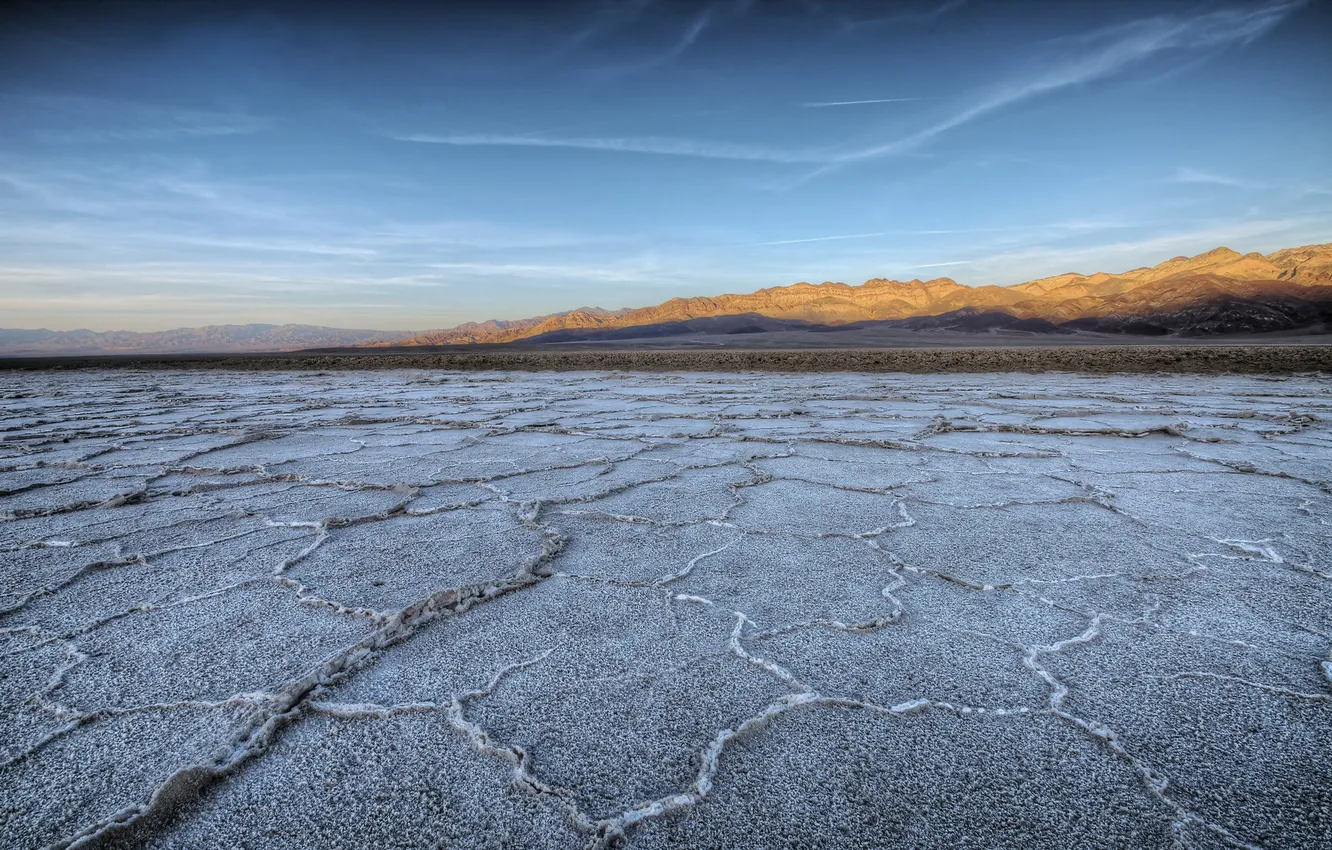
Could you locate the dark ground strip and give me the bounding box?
[2,344,1332,373]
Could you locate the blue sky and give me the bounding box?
[0,0,1329,332]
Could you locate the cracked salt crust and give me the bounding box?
[0,369,1329,849]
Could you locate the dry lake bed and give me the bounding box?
[2,369,1330,849]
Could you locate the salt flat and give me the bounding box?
[1,369,1329,849]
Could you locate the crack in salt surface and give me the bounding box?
[1,369,1329,849]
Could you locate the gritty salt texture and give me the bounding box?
[1,369,1329,849]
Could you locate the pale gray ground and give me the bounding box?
[1,369,1329,850]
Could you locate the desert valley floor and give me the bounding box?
[2,369,1330,849]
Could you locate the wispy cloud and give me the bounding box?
[1172,166,1264,189]
[428,257,663,283]
[395,132,825,163]
[755,231,892,246]
[590,1,752,77]
[0,154,637,325]
[914,260,971,267]
[3,93,269,143]
[657,5,715,65]
[559,0,657,55]
[911,221,1135,235]
[835,0,968,31]
[37,114,269,143]
[819,0,1304,172]
[0,158,312,224]
[752,221,1142,247]
[0,155,589,252]
[801,97,922,108]
[399,2,1303,181]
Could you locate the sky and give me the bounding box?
[0,0,1329,333]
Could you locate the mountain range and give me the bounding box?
[0,324,413,356]
[3,243,1330,356]
[376,243,1332,346]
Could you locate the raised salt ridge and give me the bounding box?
[1,369,1329,849]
